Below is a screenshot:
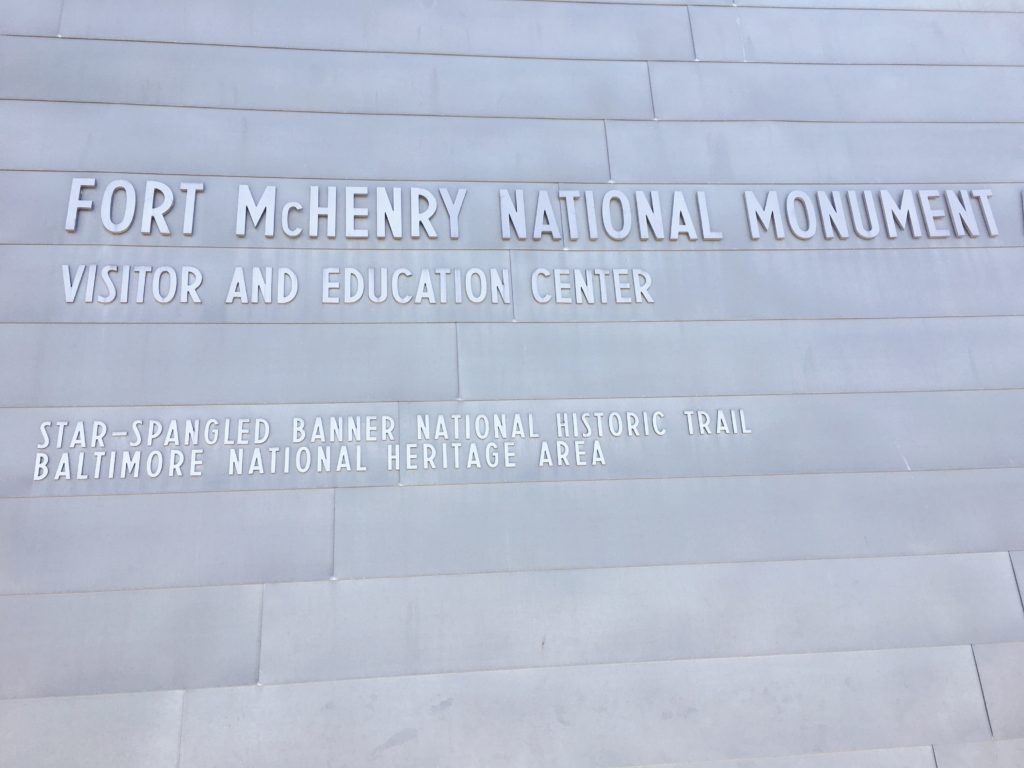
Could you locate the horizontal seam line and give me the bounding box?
[10,33,1024,65]
[0,549,1017,597]
[2,168,1022,186]
[13,97,1024,125]
[6,314,1024,324]
[10,98,1024,123]
[3,384,1024,408]
[0,243,1019,252]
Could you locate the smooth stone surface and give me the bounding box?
[261,554,1024,684]
[334,470,1024,577]
[0,323,457,406]
[974,642,1024,739]
[0,37,654,119]
[650,62,1024,122]
[688,6,1024,64]
[0,101,610,182]
[606,121,1024,184]
[0,0,62,35]
[0,585,262,698]
[934,739,1024,768]
[179,647,990,767]
[635,745,935,768]
[0,490,334,594]
[456,317,1024,400]
[57,0,695,60]
[0,690,183,768]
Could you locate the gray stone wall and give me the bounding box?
[1,1,1023,766]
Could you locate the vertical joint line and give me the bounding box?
[255,584,266,686]
[507,249,517,322]
[455,323,462,400]
[603,120,613,182]
[56,0,67,37]
[645,61,657,119]
[736,10,748,63]
[396,401,405,487]
[971,644,994,737]
[686,5,698,61]
[930,745,938,768]
[174,691,187,768]
[330,489,338,580]
[1009,551,1024,617]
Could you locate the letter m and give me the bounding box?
[236,185,276,237]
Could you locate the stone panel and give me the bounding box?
[0,0,62,35]
[0,246,514,323]
[688,6,1024,64]
[5,390,1022,498]
[333,470,1024,578]
[0,38,654,119]
[457,318,1024,400]
[57,0,694,60]
[0,489,334,594]
[3,173,1018,254]
[0,323,456,406]
[646,746,935,768]
[935,739,1024,768]
[9,246,1024,324]
[0,690,183,768]
[736,0,1024,8]
[607,121,1024,184]
[395,391,1024,486]
[0,585,262,698]
[179,647,990,767]
[650,62,1024,122]
[510,249,1024,322]
[549,0,1024,9]
[261,554,1024,684]
[974,641,1024,739]
[0,402,399,497]
[0,101,609,182]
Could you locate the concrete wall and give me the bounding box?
[2,1,1023,766]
